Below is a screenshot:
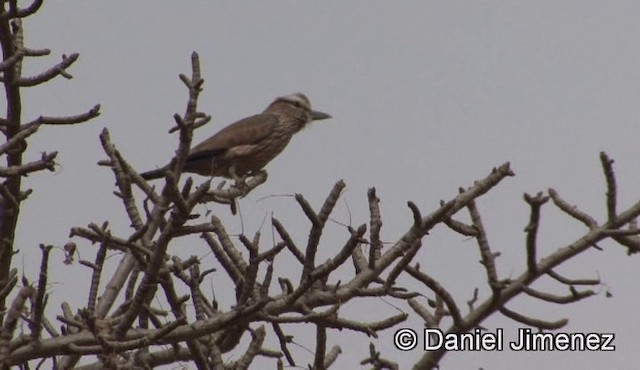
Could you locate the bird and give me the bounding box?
[140,92,332,181]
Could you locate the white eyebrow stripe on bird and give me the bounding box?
[279,93,311,109]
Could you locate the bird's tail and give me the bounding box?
[140,167,166,180]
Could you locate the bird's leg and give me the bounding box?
[229,166,249,190]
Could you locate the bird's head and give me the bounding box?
[267,93,332,128]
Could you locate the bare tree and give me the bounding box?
[1,3,639,370]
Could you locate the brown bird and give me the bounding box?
[140,93,332,181]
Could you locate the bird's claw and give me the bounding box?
[231,175,249,192]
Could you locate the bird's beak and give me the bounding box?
[311,110,332,121]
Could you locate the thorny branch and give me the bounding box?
[412,155,639,370]
[0,2,100,362]
[2,7,640,370]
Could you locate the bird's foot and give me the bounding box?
[231,175,249,192]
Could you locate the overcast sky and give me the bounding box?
[10,2,640,369]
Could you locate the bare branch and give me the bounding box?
[272,217,304,264]
[201,232,242,284]
[405,265,464,327]
[313,325,327,370]
[443,216,477,236]
[232,326,266,370]
[211,215,247,273]
[25,104,100,126]
[547,270,599,286]
[0,286,34,361]
[600,151,617,222]
[0,0,43,20]
[548,188,598,228]
[367,187,383,268]
[499,306,568,330]
[300,180,346,282]
[272,323,295,366]
[523,286,595,304]
[467,198,499,289]
[15,53,78,86]
[361,343,398,370]
[0,121,38,155]
[524,192,549,273]
[0,151,57,177]
[30,244,52,341]
[408,298,437,327]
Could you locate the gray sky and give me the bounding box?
[11,1,640,369]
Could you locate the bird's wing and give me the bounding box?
[187,113,278,161]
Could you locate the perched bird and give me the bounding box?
[140,93,332,181]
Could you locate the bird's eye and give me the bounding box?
[291,101,302,108]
